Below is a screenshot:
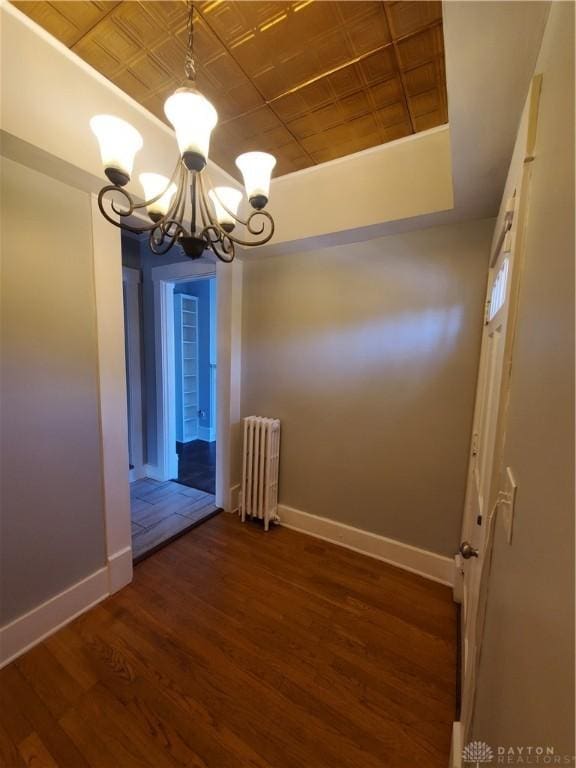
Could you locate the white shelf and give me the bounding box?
[175,294,199,443]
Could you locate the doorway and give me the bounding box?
[121,243,232,562]
[174,277,217,495]
[130,267,220,562]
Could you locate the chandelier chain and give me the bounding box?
[184,1,196,82]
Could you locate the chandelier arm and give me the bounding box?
[202,171,249,226]
[96,159,183,235]
[148,219,187,255]
[97,186,162,234]
[222,209,275,247]
[197,185,215,239]
[190,172,198,234]
[132,158,182,211]
[166,164,188,230]
[145,166,189,254]
[198,186,211,231]
[202,225,235,263]
[198,172,274,247]
[175,165,190,233]
[195,179,235,262]
[161,163,186,225]
[197,173,221,231]
[146,165,185,244]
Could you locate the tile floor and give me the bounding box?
[130,478,218,561]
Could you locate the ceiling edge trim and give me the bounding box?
[271,123,449,186]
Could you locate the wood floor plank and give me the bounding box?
[0,666,91,768]
[129,546,452,761]
[60,709,147,768]
[0,666,34,746]
[114,582,447,765]
[18,732,59,768]
[1,513,457,768]
[44,625,99,691]
[154,541,455,708]
[104,598,380,768]
[0,722,26,768]
[15,644,84,721]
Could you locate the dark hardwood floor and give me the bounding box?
[176,439,216,494]
[0,514,457,768]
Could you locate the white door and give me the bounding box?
[451,74,542,764]
[459,244,511,734]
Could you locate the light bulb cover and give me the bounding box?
[208,186,243,232]
[235,151,276,209]
[164,87,218,171]
[90,115,143,186]
[139,173,177,221]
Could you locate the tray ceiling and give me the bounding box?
[13,1,448,179]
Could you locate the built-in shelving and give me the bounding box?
[175,294,199,443]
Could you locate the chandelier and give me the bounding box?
[90,3,276,262]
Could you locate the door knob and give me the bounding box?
[459,541,479,559]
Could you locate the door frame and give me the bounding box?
[151,257,242,512]
[122,266,145,482]
[91,195,133,593]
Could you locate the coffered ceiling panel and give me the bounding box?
[13,0,448,178]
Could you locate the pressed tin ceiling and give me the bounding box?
[13,0,448,179]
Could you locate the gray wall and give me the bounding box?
[0,158,106,624]
[241,219,492,556]
[473,2,575,752]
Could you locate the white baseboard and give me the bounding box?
[0,567,109,669]
[278,504,455,587]
[108,546,133,594]
[198,426,216,443]
[450,722,463,768]
[0,546,134,669]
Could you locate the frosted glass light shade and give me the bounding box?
[164,88,218,172]
[235,152,276,209]
[139,173,177,221]
[208,187,243,232]
[90,115,143,187]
